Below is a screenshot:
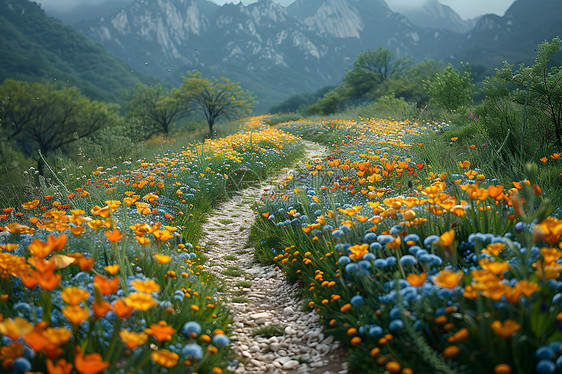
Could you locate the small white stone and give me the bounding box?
[250,312,271,320]
[282,360,300,370]
[283,306,294,315]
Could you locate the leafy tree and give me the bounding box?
[426,63,474,111]
[175,71,256,133]
[307,89,346,115]
[343,48,411,99]
[482,37,562,153]
[0,79,118,174]
[126,84,187,139]
[514,37,562,148]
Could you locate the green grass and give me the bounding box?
[218,218,234,225]
[222,266,245,277]
[234,280,252,288]
[223,255,237,261]
[252,325,285,338]
[230,296,249,303]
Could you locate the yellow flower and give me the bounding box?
[154,254,171,264]
[439,230,455,247]
[151,349,179,368]
[406,273,426,287]
[348,244,369,260]
[61,287,90,305]
[491,319,520,339]
[482,243,505,257]
[432,270,462,289]
[62,305,89,325]
[479,258,509,275]
[125,293,157,311]
[0,317,33,340]
[43,327,72,345]
[119,329,148,350]
[131,279,161,294]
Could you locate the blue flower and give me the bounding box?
[182,321,201,337]
[350,295,364,306]
[400,255,417,266]
[182,343,203,360]
[389,319,404,332]
[338,256,351,266]
[377,235,394,244]
[212,334,230,347]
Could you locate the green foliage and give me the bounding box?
[480,37,562,160]
[354,95,416,120]
[125,84,188,140]
[269,86,335,114]
[343,47,411,99]
[308,88,347,115]
[0,0,155,106]
[0,79,119,173]
[425,63,474,111]
[175,71,256,133]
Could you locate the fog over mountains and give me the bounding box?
[6,0,562,112]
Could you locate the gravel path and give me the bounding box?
[200,142,348,374]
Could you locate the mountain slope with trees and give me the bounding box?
[0,0,156,106]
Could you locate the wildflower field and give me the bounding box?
[0,115,561,374]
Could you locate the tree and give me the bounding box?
[482,37,562,152]
[126,84,187,139]
[175,71,256,133]
[343,48,411,99]
[0,79,118,174]
[426,63,473,111]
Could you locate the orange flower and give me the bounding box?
[151,349,179,368]
[0,244,19,251]
[119,329,148,350]
[0,317,33,340]
[22,200,40,209]
[28,234,67,258]
[74,347,109,374]
[61,287,90,305]
[154,254,171,264]
[112,299,135,319]
[62,305,89,325]
[491,319,520,339]
[406,273,426,287]
[46,358,73,374]
[105,229,125,243]
[105,264,120,275]
[482,243,505,257]
[38,271,61,291]
[145,321,176,342]
[42,327,72,346]
[433,270,463,289]
[94,275,120,295]
[125,293,157,311]
[131,279,160,294]
[348,244,369,260]
[479,258,509,275]
[439,230,455,247]
[93,301,111,319]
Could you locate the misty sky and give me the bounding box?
[37,0,517,20]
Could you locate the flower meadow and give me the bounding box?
[0,123,304,374]
[250,118,562,374]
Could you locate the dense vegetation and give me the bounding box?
[0,0,155,106]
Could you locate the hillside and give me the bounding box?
[0,0,156,106]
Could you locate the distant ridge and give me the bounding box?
[0,0,156,105]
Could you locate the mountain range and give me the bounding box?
[3,0,561,113]
[0,0,155,106]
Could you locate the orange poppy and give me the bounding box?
[112,299,135,319]
[145,321,176,342]
[406,273,426,287]
[105,229,125,243]
[94,275,120,295]
[74,347,109,374]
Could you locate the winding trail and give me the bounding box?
[200,141,348,374]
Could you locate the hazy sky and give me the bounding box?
[37,0,517,20]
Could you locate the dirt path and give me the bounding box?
[200,141,348,374]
